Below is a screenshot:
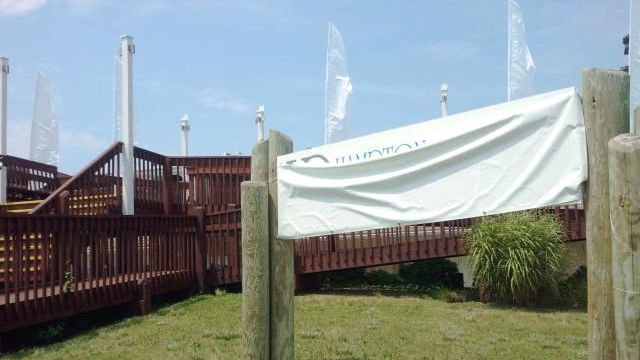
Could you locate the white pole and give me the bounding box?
[120,35,135,215]
[180,114,190,156]
[0,57,8,203]
[256,105,265,142]
[507,0,512,101]
[440,83,448,117]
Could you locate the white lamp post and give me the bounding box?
[440,83,449,117]
[256,105,265,142]
[180,114,190,156]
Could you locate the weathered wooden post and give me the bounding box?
[583,68,630,359]
[241,181,269,360]
[241,139,270,359]
[268,130,294,360]
[608,134,640,359]
[162,157,173,215]
[193,206,208,293]
[251,139,269,182]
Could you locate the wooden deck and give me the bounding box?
[0,270,192,332]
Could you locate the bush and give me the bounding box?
[557,266,587,309]
[466,212,566,306]
[399,259,463,289]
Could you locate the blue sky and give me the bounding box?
[0,0,630,172]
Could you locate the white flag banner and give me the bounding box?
[508,0,535,101]
[325,23,352,144]
[278,88,587,239]
[30,72,59,167]
[631,0,640,133]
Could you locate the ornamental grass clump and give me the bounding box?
[466,212,566,306]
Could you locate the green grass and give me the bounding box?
[1,291,587,360]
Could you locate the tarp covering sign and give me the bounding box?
[277,88,587,239]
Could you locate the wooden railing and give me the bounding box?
[30,143,124,215]
[203,209,242,285]
[0,214,198,332]
[134,147,169,215]
[296,204,586,274]
[0,155,60,201]
[29,143,251,217]
[168,157,251,214]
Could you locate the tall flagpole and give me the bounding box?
[0,57,8,203]
[121,34,135,215]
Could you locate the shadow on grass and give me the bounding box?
[0,289,203,355]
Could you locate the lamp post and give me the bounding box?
[440,83,449,117]
[180,114,190,156]
[256,105,265,142]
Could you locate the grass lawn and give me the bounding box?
[1,290,587,360]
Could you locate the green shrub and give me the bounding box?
[399,259,462,288]
[364,270,404,286]
[466,212,566,306]
[557,266,587,309]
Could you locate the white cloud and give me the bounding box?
[0,0,47,16]
[195,87,251,114]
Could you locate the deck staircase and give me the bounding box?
[0,200,43,214]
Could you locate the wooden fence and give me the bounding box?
[30,144,250,217]
[296,204,585,273]
[0,214,198,332]
[168,156,251,214]
[0,155,60,202]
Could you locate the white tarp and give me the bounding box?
[631,0,640,133]
[278,88,587,239]
[508,0,535,101]
[325,22,352,144]
[30,72,59,166]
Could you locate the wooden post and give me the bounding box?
[252,139,269,182]
[241,181,269,360]
[268,129,294,360]
[162,157,173,215]
[193,206,208,292]
[608,134,640,359]
[56,190,69,215]
[136,278,151,315]
[583,68,630,359]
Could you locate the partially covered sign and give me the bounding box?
[278,88,587,239]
